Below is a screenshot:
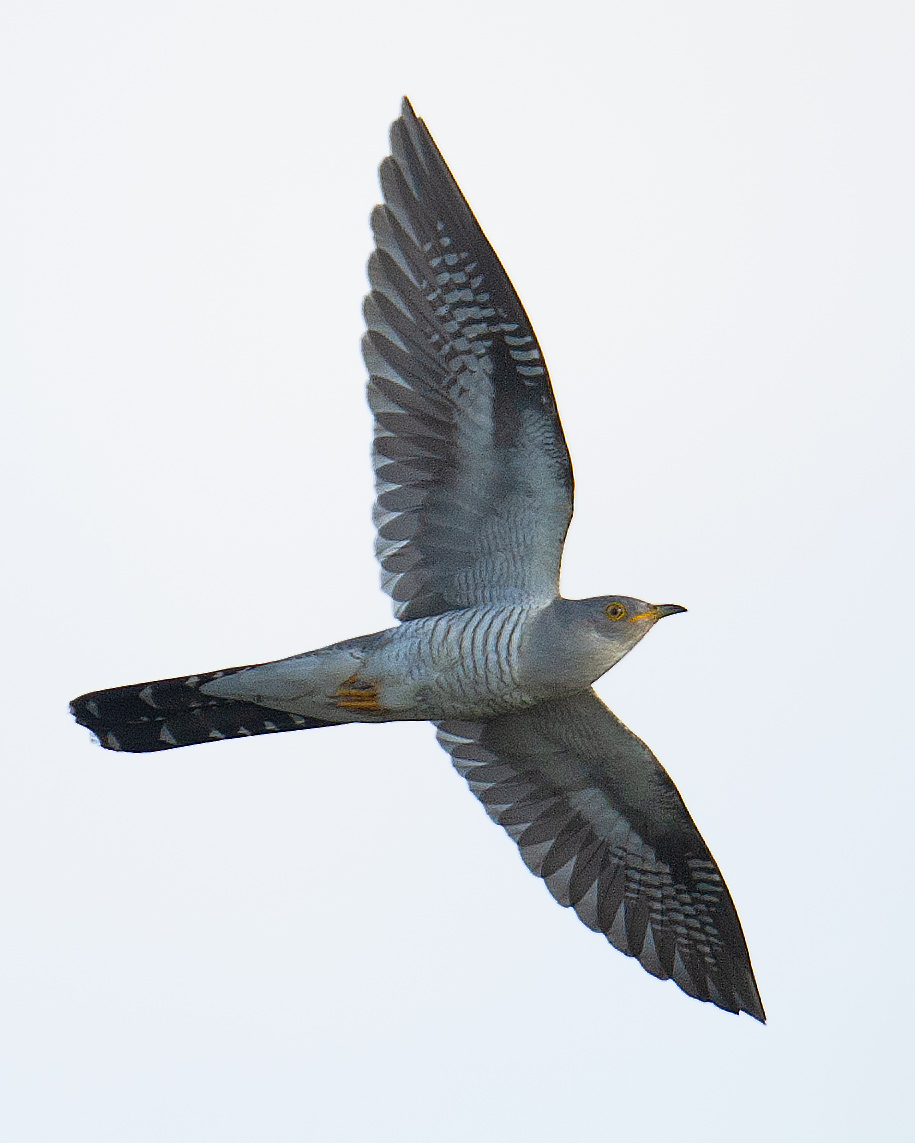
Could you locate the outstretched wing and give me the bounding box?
[364,99,574,621]
[437,691,765,1021]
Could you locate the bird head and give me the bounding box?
[584,595,687,665]
[522,596,687,697]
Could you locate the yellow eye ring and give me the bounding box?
[605,602,627,621]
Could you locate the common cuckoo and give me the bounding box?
[71,99,764,1022]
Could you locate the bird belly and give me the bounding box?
[362,606,534,719]
[198,642,377,721]
[199,606,536,723]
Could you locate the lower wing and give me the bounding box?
[437,690,764,1021]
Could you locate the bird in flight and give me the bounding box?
[72,98,764,1022]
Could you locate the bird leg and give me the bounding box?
[334,673,382,711]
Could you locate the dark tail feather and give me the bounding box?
[70,665,337,753]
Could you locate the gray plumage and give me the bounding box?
[70,99,764,1023]
[365,107,572,619]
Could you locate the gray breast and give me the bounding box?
[372,604,537,717]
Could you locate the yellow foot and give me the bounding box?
[334,673,383,712]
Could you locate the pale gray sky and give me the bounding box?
[2,2,913,1140]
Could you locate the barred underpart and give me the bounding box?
[381,604,532,714]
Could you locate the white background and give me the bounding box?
[2,2,913,1139]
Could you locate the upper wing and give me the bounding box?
[364,99,574,621]
[436,691,765,1021]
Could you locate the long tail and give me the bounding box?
[70,666,337,753]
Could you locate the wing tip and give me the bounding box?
[741,986,767,1024]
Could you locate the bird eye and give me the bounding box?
[605,603,627,621]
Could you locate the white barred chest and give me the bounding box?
[366,604,538,718]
